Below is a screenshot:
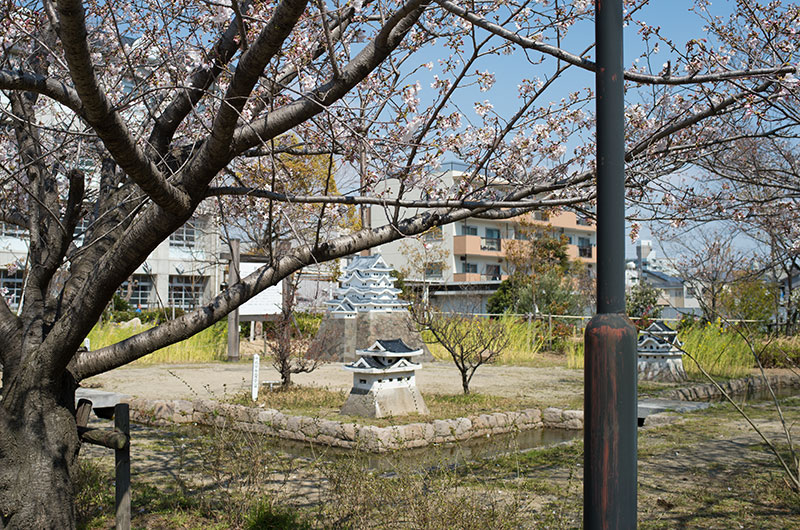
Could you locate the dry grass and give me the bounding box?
[87,321,227,365]
[234,385,550,427]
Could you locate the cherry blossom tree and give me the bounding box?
[0,0,798,526]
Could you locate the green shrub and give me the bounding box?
[246,501,311,530]
[109,307,186,324]
[757,337,800,368]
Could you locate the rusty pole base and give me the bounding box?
[584,313,638,529]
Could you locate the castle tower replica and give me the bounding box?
[340,339,428,418]
[314,254,432,361]
[637,321,687,382]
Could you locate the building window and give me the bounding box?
[533,211,550,221]
[424,262,444,279]
[117,275,153,309]
[170,220,197,248]
[462,225,478,236]
[0,269,24,309]
[577,217,592,226]
[462,262,477,274]
[73,219,91,245]
[484,264,501,281]
[0,223,27,238]
[169,275,207,309]
[481,228,501,251]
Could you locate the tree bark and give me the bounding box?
[461,371,470,395]
[0,370,80,529]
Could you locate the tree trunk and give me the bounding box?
[0,371,80,529]
[461,370,470,395]
[281,364,292,388]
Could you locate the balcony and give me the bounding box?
[453,235,504,257]
[452,272,509,283]
[480,237,501,251]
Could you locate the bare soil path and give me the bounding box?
[83,356,585,409]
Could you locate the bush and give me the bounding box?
[109,307,186,324]
[757,337,800,368]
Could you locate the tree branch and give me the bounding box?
[434,0,797,85]
[230,0,431,154]
[55,0,191,215]
[0,69,84,116]
[186,0,310,183]
[149,1,253,155]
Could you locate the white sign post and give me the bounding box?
[251,354,260,402]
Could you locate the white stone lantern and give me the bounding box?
[637,321,686,382]
[340,339,429,418]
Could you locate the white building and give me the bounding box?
[1,216,224,313]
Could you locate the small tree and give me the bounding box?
[626,282,663,328]
[266,277,325,388]
[409,301,510,394]
[719,273,777,325]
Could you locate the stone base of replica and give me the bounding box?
[340,385,429,418]
[314,312,432,362]
[638,353,687,382]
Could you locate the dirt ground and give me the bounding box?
[83,353,586,408]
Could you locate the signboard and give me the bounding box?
[251,354,260,402]
[238,262,282,317]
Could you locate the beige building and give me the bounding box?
[370,170,597,311]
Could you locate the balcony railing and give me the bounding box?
[480,237,501,251]
[579,246,593,258]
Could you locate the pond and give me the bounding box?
[264,426,582,471]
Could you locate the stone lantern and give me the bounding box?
[340,339,429,418]
[637,321,687,382]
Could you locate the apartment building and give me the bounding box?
[370,170,597,311]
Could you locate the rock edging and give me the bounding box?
[664,373,800,401]
[127,399,583,452]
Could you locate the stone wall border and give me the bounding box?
[664,373,800,402]
[127,399,583,453]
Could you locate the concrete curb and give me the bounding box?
[663,373,800,402]
[127,398,583,452]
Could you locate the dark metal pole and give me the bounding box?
[584,0,638,528]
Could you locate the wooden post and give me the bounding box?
[114,403,131,530]
[227,238,241,361]
[548,314,553,350]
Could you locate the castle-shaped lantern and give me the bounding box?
[637,321,686,382]
[325,255,407,318]
[340,339,429,418]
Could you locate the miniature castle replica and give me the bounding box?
[637,321,687,382]
[340,339,429,418]
[313,254,432,362]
